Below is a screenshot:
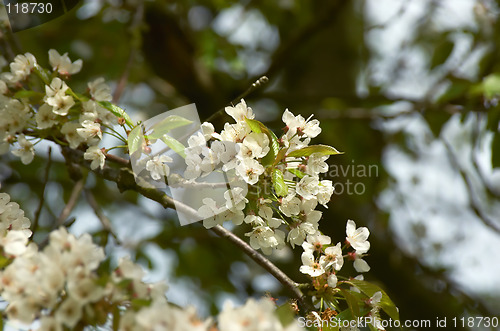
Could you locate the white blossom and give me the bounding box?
[2,52,36,83]
[84,145,106,170]
[346,219,370,254]
[225,99,254,123]
[282,109,321,138]
[61,122,85,149]
[49,49,83,75]
[299,252,325,277]
[327,273,338,288]
[88,77,112,101]
[239,132,270,159]
[296,175,319,200]
[302,234,331,253]
[236,157,265,185]
[320,243,344,271]
[1,230,29,256]
[279,194,301,217]
[306,153,329,175]
[35,103,58,129]
[146,155,173,180]
[77,119,102,140]
[44,78,75,116]
[11,134,35,164]
[353,254,370,273]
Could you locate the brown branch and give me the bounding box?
[33,147,52,233]
[104,152,130,166]
[84,189,121,244]
[60,145,313,313]
[57,178,85,226]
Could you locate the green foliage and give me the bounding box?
[287,145,342,158]
[148,115,193,138]
[271,168,288,197]
[346,279,399,321]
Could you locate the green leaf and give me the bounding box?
[287,168,306,179]
[323,324,340,331]
[430,39,454,69]
[244,117,280,166]
[487,106,500,132]
[340,289,360,318]
[272,169,288,197]
[287,145,342,158]
[261,130,280,166]
[275,303,296,327]
[13,90,44,100]
[492,132,500,168]
[436,80,470,104]
[127,126,144,155]
[148,115,193,139]
[272,147,289,167]
[33,65,51,84]
[99,101,134,127]
[244,117,264,133]
[347,279,399,321]
[160,134,186,158]
[483,73,500,100]
[131,298,151,310]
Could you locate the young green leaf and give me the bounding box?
[148,115,193,139]
[287,145,342,158]
[245,117,280,166]
[127,125,144,156]
[272,147,289,167]
[340,288,360,318]
[272,168,288,197]
[13,90,44,100]
[99,101,134,127]
[346,279,399,321]
[244,117,264,133]
[288,168,306,179]
[160,134,186,158]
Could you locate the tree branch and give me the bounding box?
[33,147,52,233]
[60,145,314,313]
[57,178,85,226]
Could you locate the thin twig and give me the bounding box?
[205,76,269,123]
[211,224,313,312]
[84,189,121,244]
[105,152,130,166]
[60,145,313,313]
[112,2,144,103]
[57,178,85,226]
[33,147,52,233]
[442,138,500,234]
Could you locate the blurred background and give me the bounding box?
[1,0,500,329]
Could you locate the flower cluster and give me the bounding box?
[299,220,371,289]
[158,100,337,255]
[0,50,119,168]
[0,50,397,330]
[0,189,32,256]
[0,189,303,330]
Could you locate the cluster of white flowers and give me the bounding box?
[298,220,371,293]
[0,50,117,169]
[218,297,303,331]
[162,100,337,256]
[0,189,32,256]
[0,187,306,330]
